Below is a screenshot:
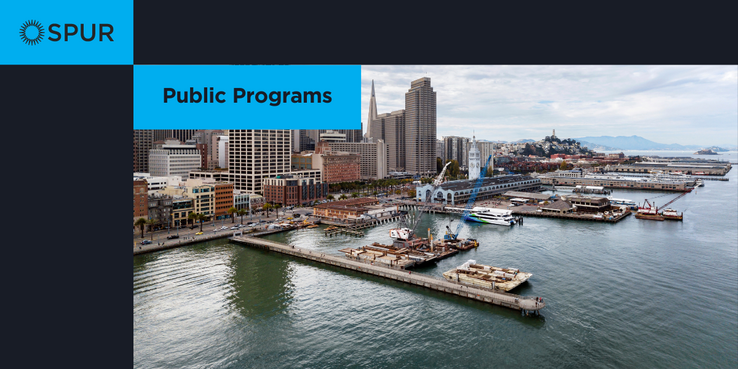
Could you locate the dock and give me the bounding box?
[230,235,546,314]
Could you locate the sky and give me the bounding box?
[360,65,738,147]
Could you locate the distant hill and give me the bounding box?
[577,140,621,151]
[573,135,709,151]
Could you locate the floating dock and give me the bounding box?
[443,260,532,292]
[230,235,546,314]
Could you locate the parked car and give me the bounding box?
[195,232,203,235]
[167,235,180,240]
[230,226,239,230]
[140,240,152,245]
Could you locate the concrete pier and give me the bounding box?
[230,236,546,312]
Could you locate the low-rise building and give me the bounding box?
[312,198,397,220]
[172,197,194,227]
[214,182,234,220]
[416,175,541,205]
[147,193,173,229]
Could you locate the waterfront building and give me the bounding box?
[263,174,328,206]
[609,162,731,176]
[147,193,173,228]
[312,198,397,220]
[214,182,234,220]
[405,77,437,175]
[159,180,216,220]
[171,197,194,227]
[133,180,148,222]
[149,139,202,177]
[416,175,541,205]
[327,140,389,180]
[228,129,292,193]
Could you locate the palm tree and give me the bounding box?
[263,203,272,218]
[227,207,238,223]
[135,218,147,238]
[146,219,157,240]
[188,212,198,227]
[339,194,348,200]
[196,213,207,232]
[327,194,334,201]
[351,192,359,198]
[274,203,282,218]
[237,208,247,224]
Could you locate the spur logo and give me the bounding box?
[19,20,114,45]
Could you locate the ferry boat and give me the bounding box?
[607,197,637,206]
[462,207,516,226]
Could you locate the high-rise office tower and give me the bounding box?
[365,80,377,140]
[371,110,405,171]
[228,130,292,193]
[133,129,153,173]
[404,77,436,175]
[153,129,198,143]
[444,136,470,168]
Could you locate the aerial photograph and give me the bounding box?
[134,65,737,368]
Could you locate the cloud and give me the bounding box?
[361,65,738,146]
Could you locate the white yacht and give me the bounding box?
[607,196,636,206]
[463,207,516,226]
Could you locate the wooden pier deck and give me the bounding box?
[230,236,546,313]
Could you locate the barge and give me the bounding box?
[443,260,532,292]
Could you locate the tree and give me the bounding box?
[327,194,334,201]
[394,189,401,195]
[437,157,443,173]
[339,194,348,200]
[196,213,207,232]
[146,219,157,240]
[408,189,416,198]
[227,207,238,223]
[351,192,359,198]
[274,203,282,218]
[444,159,460,177]
[188,212,198,227]
[135,218,147,238]
[560,160,568,170]
[237,208,247,224]
[263,203,272,218]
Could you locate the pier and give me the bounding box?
[229,235,546,314]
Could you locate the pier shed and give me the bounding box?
[502,191,552,202]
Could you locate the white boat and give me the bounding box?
[462,207,516,226]
[607,196,636,206]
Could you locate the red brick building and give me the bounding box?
[322,153,361,184]
[133,180,148,221]
[263,175,328,206]
[214,182,234,220]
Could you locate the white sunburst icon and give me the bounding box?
[20,20,45,46]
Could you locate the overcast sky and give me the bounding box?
[361,65,738,147]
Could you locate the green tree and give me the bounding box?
[196,213,207,232]
[437,157,443,173]
[339,194,348,200]
[560,160,568,170]
[351,192,359,198]
[227,207,238,223]
[444,159,460,178]
[263,203,273,218]
[237,208,247,224]
[146,219,157,240]
[187,212,198,227]
[274,203,282,218]
[327,194,334,201]
[134,218,147,239]
[408,189,416,198]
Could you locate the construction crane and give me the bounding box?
[391,161,452,241]
[656,192,688,211]
[445,155,493,241]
